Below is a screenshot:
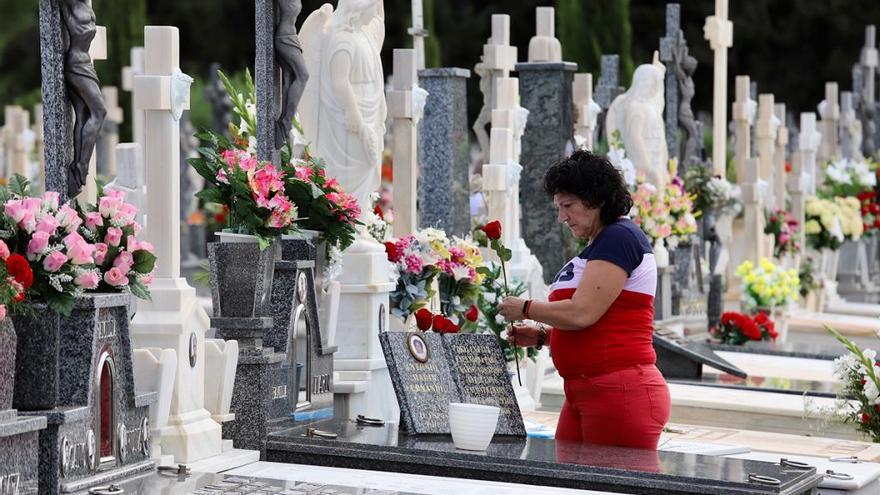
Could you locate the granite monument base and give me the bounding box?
[220,342,290,459]
[0,410,46,495]
[265,418,821,495]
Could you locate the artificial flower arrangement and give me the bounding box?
[189,142,299,249]
[0,176,155,315]
[0,240,30,321]
[857,190,880,235]
[735,258,800,311]
[384,227,484,326]
[630,165,699,250]
[826,325,880,442]
[763,209,800,258]
[803,195,863,251]
[286,157,360,252]
[683,165,742,217]
[712,311,777,345]
[821,157,877,198]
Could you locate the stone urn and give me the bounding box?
[0,318,16,411]
[209,234,280,318]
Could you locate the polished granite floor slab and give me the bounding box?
[265,418,822,494]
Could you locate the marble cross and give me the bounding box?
[773,103,788,214]
[97,86,123,179]
[389,49,419,237]
[798,112,821,196]
[756,94,777,210]
[527,7,561,63]
[473,14,517,159]
[408,0,428,70]
[703,0,733,178]
[573,73,600,151]
[732,75,754,181]
[122,47,146,165]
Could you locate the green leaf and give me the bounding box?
[132,250,157,273]
[128,280,152,301]
[47,292,76,316]
[498,246,513,263]
[9,174,31,197]
[196,187,227,205]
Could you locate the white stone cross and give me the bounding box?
[408,0,427,70]
[3,106,30,179]
[732,75,754,181]
[839,91,862,160]
[527,7,561,63]
[704,0,733,178]
[389,49,419,237]
[773,102,788,214]
[122,47,146,170]
[817,82,840,163]
[756,93,777,208]
[573,73,600,151]
[799,112,821,196]
[473,14,517,160]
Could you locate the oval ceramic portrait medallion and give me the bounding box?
[189,332,198,368]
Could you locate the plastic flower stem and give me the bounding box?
[500,257,522,387]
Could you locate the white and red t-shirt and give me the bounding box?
[548,218,657,378]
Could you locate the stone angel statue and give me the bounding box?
[605,52,667,189]
[300,0,386,230]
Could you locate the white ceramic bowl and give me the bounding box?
[448,402,500,451]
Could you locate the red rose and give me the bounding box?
[862,412,872,423]
[431,315,460,334]
[384,242,400,263]
[6,253,33,290]
[414,308,433,331]
[464,305,479,322]
[480,221,502,240]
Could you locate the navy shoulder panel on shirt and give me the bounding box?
[579,219,653,276]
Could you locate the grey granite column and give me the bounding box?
[659,4,681,162]
[417,68,471,237]
[516,62,577,283]
[39,0,73,201]
[255,0,278,162]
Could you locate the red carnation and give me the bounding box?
[6,253,33,290]
[414,308,433,331]
[464,305,479,322]
[384,241,400,263]
[480,220,502,240]
[373,205,385,220]
[862,412,872,423]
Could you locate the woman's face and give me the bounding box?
[554,192,602,239]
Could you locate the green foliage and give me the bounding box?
[559,0,634,84]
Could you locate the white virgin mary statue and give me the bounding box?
[300,0,386,243]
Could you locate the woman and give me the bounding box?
[498,150,670,449]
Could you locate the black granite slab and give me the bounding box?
[654,332,747,379]
[379,332,525,436]
[266,419,821,495]
[707,340,845,361]
[69,470,425,494]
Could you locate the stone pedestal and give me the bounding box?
[516,62,577,283]
[417,68,471,237]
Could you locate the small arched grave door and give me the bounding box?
[96,351,115,466]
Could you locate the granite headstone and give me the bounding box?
[379,332,525,436]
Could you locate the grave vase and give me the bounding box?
[210,233,281,318]
[0,318,16,411]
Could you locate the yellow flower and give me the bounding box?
[804,219,821,234]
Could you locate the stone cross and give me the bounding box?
[3,106,29,179]
[703,0,733,178]
[573,73,600,150]
[527,7,562,63]
[131,26,225,464]
[741,154,766,263]
[817,82,840,163]
[389,49,419,237]
[799,112,821,196]
[122,47,146,162]
[859,25,877,155]
[595,55,622,111]
[418,68,471,236]
[107,143,145,226]
[732,76,754,181]
[408,0,427,70]
[517,60,577,283]
[840,91,860,160]
[659,3,681,161]
[96,86,123,179]
[255,0,278,162]
[756,94,777,210]
[473,14,517,160]
[773,103,788,214]
[133,26,191,279]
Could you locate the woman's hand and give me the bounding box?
[507,322,545,348]
[498,296,526,321]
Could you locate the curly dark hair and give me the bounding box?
[543,150,634,225]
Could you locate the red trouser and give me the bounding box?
[555,363,671,449]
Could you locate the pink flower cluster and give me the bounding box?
[87,188,155,288]
[326,191,361,224]
[219,149,297,230]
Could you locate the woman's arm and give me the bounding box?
[499,259,627,330]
